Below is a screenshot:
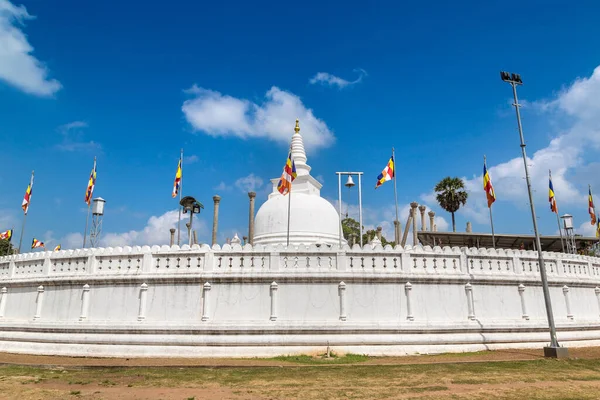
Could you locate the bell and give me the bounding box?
[345,175,355,188]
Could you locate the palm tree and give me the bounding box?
[434,177,468,232]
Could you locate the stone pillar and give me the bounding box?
[138,283,148,321]
[376,226,383,240]
[466,222,472,233]
[338,281,347,321]
[393,220,401,246]
[248,192,256,245]
[563,285,573,320]
[518,284,529,320]
[270,282,278,321]
[169,228,175,246]
[405,282,414,321]
[212,195,221,246]
[34,285,44,320]
[595,287,600,317]
[0,287,7,318]
[193,230,198,245]
[79,284,90,321]
[428,211,435,232]
[202,282,211,321]
[410,202,419,246]
[419,205,426,231]
[465,283,475,320]
[243,236,248,245]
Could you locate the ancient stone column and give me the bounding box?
[466,222,472,233]
[248,192,256,245]
[419,205,426,231]
[393,220,401,246]
[376,226,383,240]
[169,228,175,246]
[410,202,419,246]
[428,211,435,232]
[212,195,221,246]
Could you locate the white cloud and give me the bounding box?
[235,173,264,193]
[309,68,367,89]
[576,220,597,237]
[182,85,335,150]
[214,181,232,192]
[183,154,199,164]
[55,121,101,152]
[0,0,61,96]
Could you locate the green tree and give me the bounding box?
[434,176,468,233]
[0,239,14,256]
[342,217,390,246]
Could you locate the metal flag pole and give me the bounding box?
[485,156,496,249]
[504,73,561,354]
[286,184,292,247]
[337,172,342,247]
[392,148,400,245]
[177,148,183,246]
[18,170,34,254]
[550,170,565,253]
[358,173,363,247]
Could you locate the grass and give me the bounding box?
[2,355,600,399]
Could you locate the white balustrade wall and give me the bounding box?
[0,243,599,357]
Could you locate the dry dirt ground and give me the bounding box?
[1,347,600,399]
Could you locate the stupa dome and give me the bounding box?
[253,120,345,247]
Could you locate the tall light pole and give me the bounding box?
[180,196,204,246]
[501,71,567,358]
[336,172,363,247]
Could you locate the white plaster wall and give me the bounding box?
[3,286,37,320]
[86,284,140,322]
[412,283,469,322]
[279,283,339,321]
[472,284,523,321]
[146,283,203,322]
[210,283,270,321]
[346,283,402,321]
[43,285,81,322]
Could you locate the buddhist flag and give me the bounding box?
[589,186,596,225]
[31,238,44,249]
[53,244,61,251]
[172,158,182,198]
[21,172,34,214]
[277,150,297,195]
[375,155,395,189]
[596,218,600,239]
[483,159,496,208]
[85,158,97,206]
[549,172,558,213]
[0,230,12,241]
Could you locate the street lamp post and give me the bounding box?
[336,172,363,247]
[180,196,204,246]
[501,71,567,358]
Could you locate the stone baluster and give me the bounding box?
[138,283,148,321]
[563,285,573,320]
[338,281,347,321]
[34,285,44,320]
[465,283,475,320]
[0,287,7,318]
[518,284,529,320]
[202,282,211,321]
[79,284,91,321]
[270,282,278,321]
[405,282,414,321]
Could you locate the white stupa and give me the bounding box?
[254,120,345,247]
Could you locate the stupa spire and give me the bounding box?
[291,119,311,176]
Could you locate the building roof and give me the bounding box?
[417,231,598,253]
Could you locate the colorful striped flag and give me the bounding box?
[276,150,297,195]
[172,158,182,198]
[483,159,496,208]
[21,172,34,214]
[549,172,558,213]
[85,158,97,206]
[0,229,12,241]
[53,244,61,251]
[375,155,395,189]
[596,218,600,239]
[31,238,44,249]
[589,186,596,225]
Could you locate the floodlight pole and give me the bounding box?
[503,72,563,356]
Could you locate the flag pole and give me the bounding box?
[83,157,96,248]
[18,170,33,254]
[286,185,292,247]
[392,147,400,245]
[550,170,565,253]
[177,148,183,246]
[485,156,496,249]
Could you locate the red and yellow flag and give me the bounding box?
[549,171,558,213]
[85,158,97,206]
[483,159,496,208]
[53,244,61,251]
[21,171,34,214]
[0,229,12,241]
[31,238,44,249]
[277,150,297,195]
[375,155,395,189]
[172,158,182,198]
[589,186,596,225]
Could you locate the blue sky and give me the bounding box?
[2,0,600,249]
